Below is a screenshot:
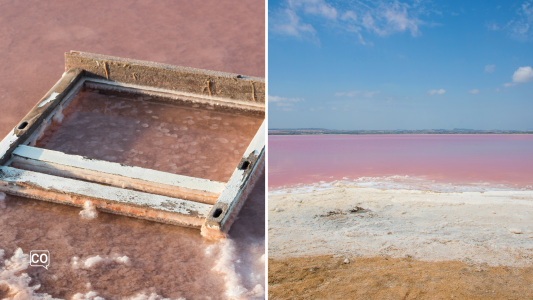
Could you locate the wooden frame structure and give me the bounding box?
[0,51,265,238]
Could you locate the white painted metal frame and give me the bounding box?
[0,56,265,237]
[11,145,226,204]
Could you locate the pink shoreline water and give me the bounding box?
[269,134,533,190]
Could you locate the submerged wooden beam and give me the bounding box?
[202,121,266,238]
[0,166,212,227]
[11,145,225,204]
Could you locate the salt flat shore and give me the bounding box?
[269,185,533,267]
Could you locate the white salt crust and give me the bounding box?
[0,248,182,300]
[79,201,98,220]
[269,184,533,267]
[206,239,265,300]
[71,254,130,269]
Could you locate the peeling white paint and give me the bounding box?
[38,92,60,108]
[13,145,226,194]
[215,120,265,207]
[0,128,17,162]
[28,119,50,147]
[0,166,212,218]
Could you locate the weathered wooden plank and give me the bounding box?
[0,166,212,227]
[84,79,265,113]
[65,51,265,104]
[201,120,266,238]
[11,145,225,204]
[0,128,17,163]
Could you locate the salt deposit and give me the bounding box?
[269,182,533,267]
[0,248,61,299]
[0,173,265,299]
[207,239,265,300]
[71,254,130,269]
[79,201,98,220]
[71,291,104,300]
[125,292,184,300]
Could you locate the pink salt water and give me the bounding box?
[0,0,265,298]
[0,175,265,299]
[269,134,533,191]
[34,88,263,183]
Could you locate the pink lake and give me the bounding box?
[268,134,533,191]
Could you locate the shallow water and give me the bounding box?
[35,88,263,182]
[0,174,265,299]
[269,134,533,191]
[0,0,265,140]
[0,1,265,299]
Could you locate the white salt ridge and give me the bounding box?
[71,291,104,300]
[0,248,61,299]
[125,292,184,300]
[71,254,131,269]
[206,239,265,300]
[79,201,98,220]
[269,175,532,195]
[269,185,533,267]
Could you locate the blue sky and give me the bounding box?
[268,0,533,130]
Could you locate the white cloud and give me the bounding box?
[512,66,533,82]
[503,82,518,87]
[485,64,495,73]
[467,89,479,94]
[271,8,316,38]
[427,89,445,95]
[380,2,421,36]
[334,90,380,97]
[334,90,360,97]
[486,23,500,30]
[359,2,422,37]
[341,11,357,21]
[364,91,381,97]
[269,95,303,111]
[290,0,338,19]
[271,0,432,44]
[507,1,533,40]
[269,95,304,102]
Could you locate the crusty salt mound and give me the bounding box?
[125,292,185,300]
[71,254,130,269]
[71,291,104,300]
[79,201,98,220]
[0,248,60,300]
[207,239,265,300]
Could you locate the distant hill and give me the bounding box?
[268,128,533,135]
